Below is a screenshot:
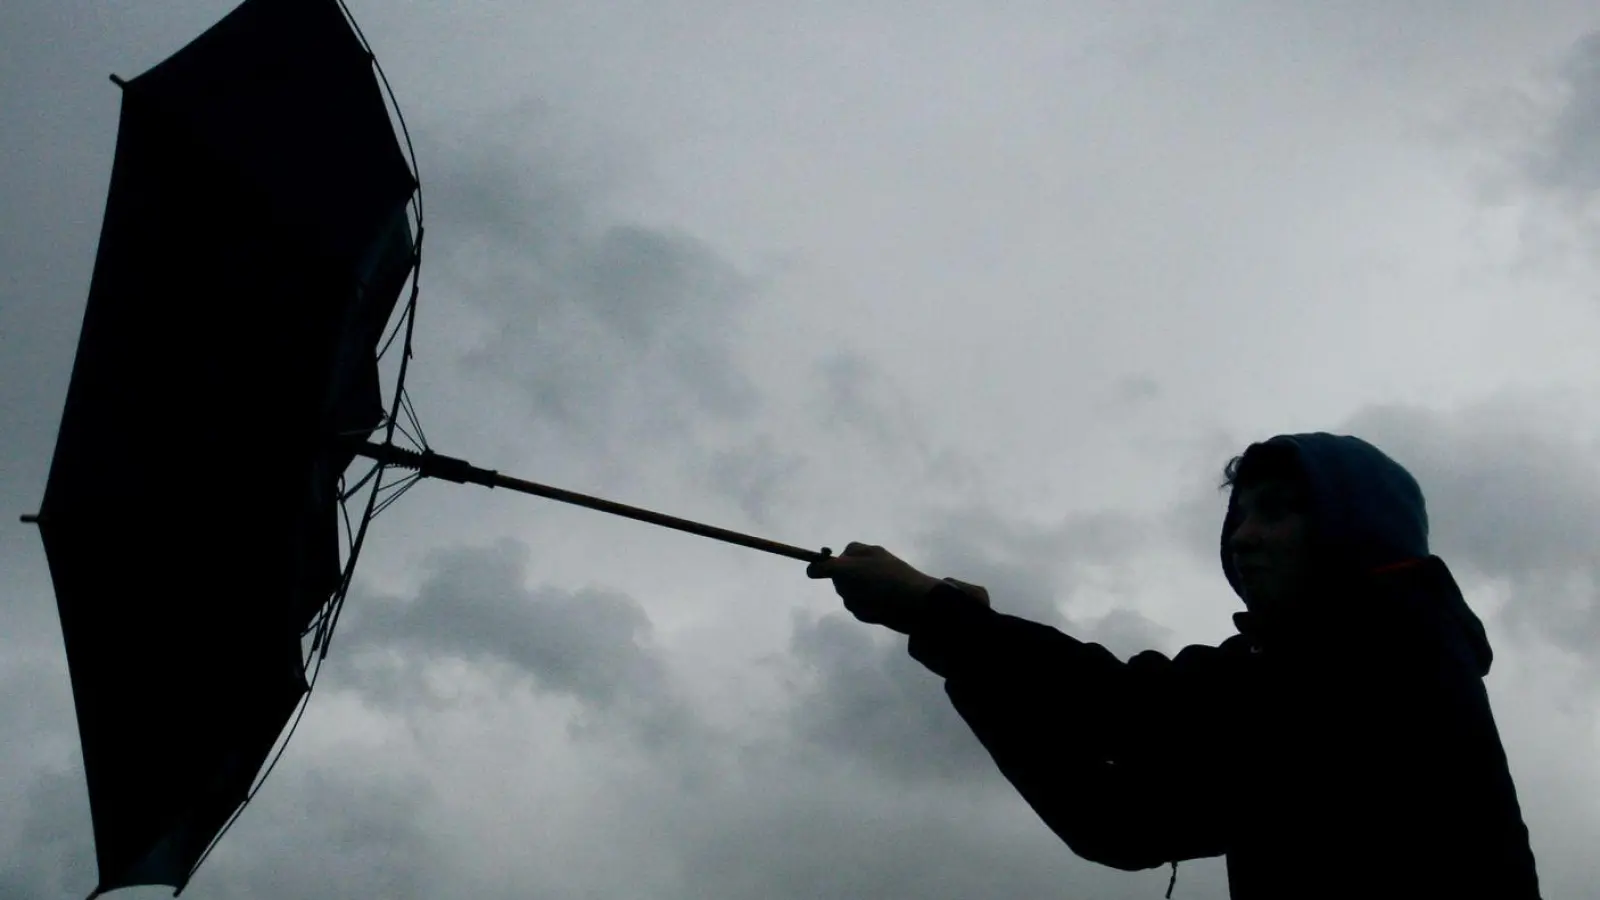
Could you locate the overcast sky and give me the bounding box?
[5,1,1600,897]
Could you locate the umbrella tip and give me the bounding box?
[109,73,127,89]
[21,513,39,524]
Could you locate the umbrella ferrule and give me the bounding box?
[417,449,489,485]
[348,441,494,486]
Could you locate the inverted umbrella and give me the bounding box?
[21,0,829,896]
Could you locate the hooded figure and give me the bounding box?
[823,433,1542,899]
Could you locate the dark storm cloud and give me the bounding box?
[781,503,1170,787]
[332,538,692,745]
[1346,404,1600,580]
[669,771,1202,900]
[0,0,132,608]
[1343,401,1600,656]
[785,610,995,782]
[0,628,93,896]
[418,120,760,452]
[3,760,448,900]
[195,765,446,900]
[0,656,444,900]
[0,763,91,900]
[914,510,1069,626]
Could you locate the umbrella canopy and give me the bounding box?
[31,0,418,892]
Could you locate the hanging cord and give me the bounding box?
[1166,860,1178,898]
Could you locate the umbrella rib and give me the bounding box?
[387,413,421,450]
[339,0,423,222]
[340,459,384,503]
[183,671,321,892]
[400,389,428,449]
[371,471,421,517]
[375,295,411,361]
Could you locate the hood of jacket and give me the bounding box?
[1218,432,1492,675]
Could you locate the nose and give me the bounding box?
[1229,515,1263,554]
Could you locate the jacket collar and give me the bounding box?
[1230,557,1432,653]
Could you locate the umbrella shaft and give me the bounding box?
[349,441,830,564]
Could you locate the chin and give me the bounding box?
[1241,584,1287,612]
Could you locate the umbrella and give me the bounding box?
[21,0,828,895]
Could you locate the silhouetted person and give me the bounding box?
[808,432,1541,899]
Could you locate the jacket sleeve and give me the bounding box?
[907,582,1239,871]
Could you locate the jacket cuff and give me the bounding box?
[907,580,1002,679]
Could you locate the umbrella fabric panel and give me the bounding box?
[33,0,419,891]
[41,513,308,890]
[127,0,416,265]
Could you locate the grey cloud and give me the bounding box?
[1471,28,1600,275]
[652,708,1234,900]
[1345,403,1600,580]
[419,119,759,454]
[0,2,131,606]
[0,652,93,896]
[807,351,979,490]
[913,504,1151,627]
[1163,428,1249,570]
[689,435,808,528]
[1523,31,1600,200]
[0,763,92,900]
[333,538,691,745]
[781,503,1171,787]
[785,610,994,783]
[1169,487,1231,571]
[0,530,1193,900]
[916,503,1174,658]
[915,518,1065,626]
[0,593,1218,900]
[813,351,924,453]
[193,765,446,900]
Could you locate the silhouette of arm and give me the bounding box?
[908,583,1239,871]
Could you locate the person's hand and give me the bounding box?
[806,542,942,633]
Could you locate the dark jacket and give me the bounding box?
[907,433,1541,898]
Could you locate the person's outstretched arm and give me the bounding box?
[805,543,1240,871]
[909,581,1241,872]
